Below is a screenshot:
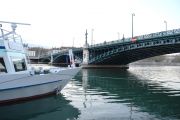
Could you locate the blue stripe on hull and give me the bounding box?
[0,46,5,49]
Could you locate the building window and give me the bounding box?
[12,58,27,72]
[0,58,7,73]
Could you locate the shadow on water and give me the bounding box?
[0,94,80,120]
[74,68,180,120]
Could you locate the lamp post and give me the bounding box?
[132,13,135,38]
[72,37,75,48]
[117,32,120,40]
[91,29,94,45]
[164,20,167,31]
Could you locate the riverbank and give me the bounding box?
[130,61,180,67]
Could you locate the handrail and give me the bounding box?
[0,28,22,43]
[89,28,180,48]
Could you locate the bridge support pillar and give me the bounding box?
[82,29,90,66]
[82,47,89,65]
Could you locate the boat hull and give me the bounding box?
[0,80,61,104]
[0,67,81,105]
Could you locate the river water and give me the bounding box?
[1,66,180,120]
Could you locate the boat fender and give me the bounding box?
[56,85,62,95]
[29,70,35,76]
[39,67,44,74]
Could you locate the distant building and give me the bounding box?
[27,47,49,57]
[27,46,79,57]
[52,49,61,54]
[27,50,36,57]
[47,47,74,54]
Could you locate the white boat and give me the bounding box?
[0,21,81,104]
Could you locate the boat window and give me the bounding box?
[12,58,27,72]
[0,58,7,73]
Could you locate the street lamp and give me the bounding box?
[164,20,167,31]
[117,32,120,40]
[91,29,94,45]
[72,37,75,48]
[132,13,135,38]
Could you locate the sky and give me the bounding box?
[0,0,180,48]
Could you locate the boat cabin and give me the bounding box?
[0,24,28,74]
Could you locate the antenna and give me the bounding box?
[0,21,30,33]
[0,21,31,25]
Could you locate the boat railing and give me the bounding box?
[0,28,24,51]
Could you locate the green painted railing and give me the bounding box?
[89,28,180,48]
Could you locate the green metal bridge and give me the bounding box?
[39,28,180,66]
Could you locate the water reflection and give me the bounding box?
[0,95,80,120]
[129,66,180,90]
[1,66,180,120]
[82,69,89,109]
[68,67,180,120]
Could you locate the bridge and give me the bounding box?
[39,28,180,68]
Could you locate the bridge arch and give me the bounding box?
[89,34,180,65]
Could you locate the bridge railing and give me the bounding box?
[90,38,132,47]
[90,28,180,48]
[139,29,180,40]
